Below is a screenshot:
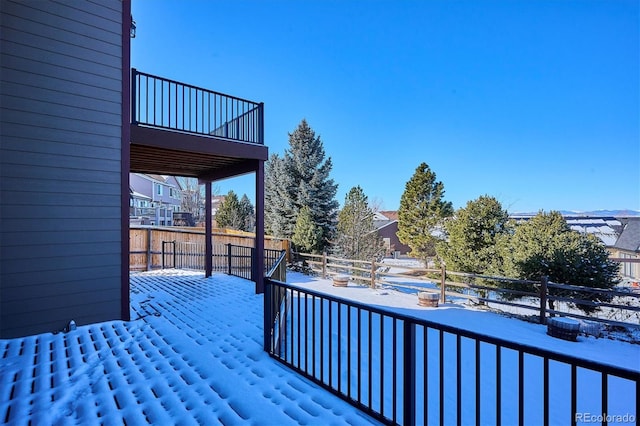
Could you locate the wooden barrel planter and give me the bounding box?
[333,275,349,287]
[547,317,580,341]
[418,292,439,307]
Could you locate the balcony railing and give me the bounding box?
[132,69,264,144]
[264,279,640,426]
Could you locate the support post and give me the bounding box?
[205,181,212,277]
[227,243,232,275]
[146,228,152,271]
[322,252,327,279]
[255,161,265,293]
[540,275,548,324]
[440,263,446,304]
[371,259,376,289]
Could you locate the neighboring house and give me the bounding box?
[375,211,411,257]
[610,217,640,282]
[129,173,182,226]
[0,0,268,338]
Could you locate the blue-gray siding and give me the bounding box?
[1,0,124,338]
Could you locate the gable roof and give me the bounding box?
[614,218,640,253]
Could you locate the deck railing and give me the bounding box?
[161,241,281,282]
[264,279,639,426]
[132,69,264,144]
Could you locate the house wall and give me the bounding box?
[0,0,125,337]
[377,222,411,256]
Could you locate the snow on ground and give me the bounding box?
[0,271,379,426]
[1,269,638,425]
[287,271,640,371]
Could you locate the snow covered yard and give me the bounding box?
[0,271,378,426]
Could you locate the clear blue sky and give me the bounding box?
[131,0,639,213]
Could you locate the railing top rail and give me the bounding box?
[132,68,262,107]
[266,278,640,380]
[265,250,287,279]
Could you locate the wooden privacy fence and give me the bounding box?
[130,226,289,271]
[297,252,640,329]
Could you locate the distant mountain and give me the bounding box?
[512,210,640,217]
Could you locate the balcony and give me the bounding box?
[130,69,267,180]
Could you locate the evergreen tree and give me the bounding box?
[292,206,322,253]
[265,119,338,249]
[437,195,510,274]
[215,191,244,230]
[265,154,296,238]
[500,211,620,313]
[397,162,454,265]
[239,194,255,232]
[334,186,384,261]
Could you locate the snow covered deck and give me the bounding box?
[0,271,377,425]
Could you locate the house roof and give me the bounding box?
[614,217,640,253]
[379,210,399,221]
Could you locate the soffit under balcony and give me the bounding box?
[130,124,268,180]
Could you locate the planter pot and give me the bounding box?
[333,275,349,287]
[418,292,439,307]
[547,317,580,341]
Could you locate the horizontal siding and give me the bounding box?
[1,123,122,151]
[3,229,121,246]
[1,298,121,339]
[0,0,125,337]
[1,265,120,295]
[2,253,122,276]
[0,218,122,233]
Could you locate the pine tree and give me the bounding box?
[239,194,255,232]
[265,119,338,250]
[292,206,322,253]
[334,186,384,261]
[500,211,620,313]
[215,191,244,230]
[397,162,454,265]
[436,195,510,274]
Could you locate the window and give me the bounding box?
[156,184,163,196]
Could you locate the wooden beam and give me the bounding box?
[131,125,268,161]
[198,160,259,182]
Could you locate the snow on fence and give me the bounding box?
[297,252,640,330]
[264,279,639,426]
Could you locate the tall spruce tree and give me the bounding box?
[265,153,295,238]
[436,195,510,274]
[265,120,338,250]
[397,162,454,265]
[334,186,384,261]
[239,194,255,232]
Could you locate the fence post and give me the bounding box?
[440,263,446,304]
[322,252,327,279]
[403,320,416,425]
[146,228,152,271]
[173,240,177,269]
[371,259,376,289]
[539,275,548,324]
[227,243,232,275]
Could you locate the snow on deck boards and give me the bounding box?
[0,271,378,426]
